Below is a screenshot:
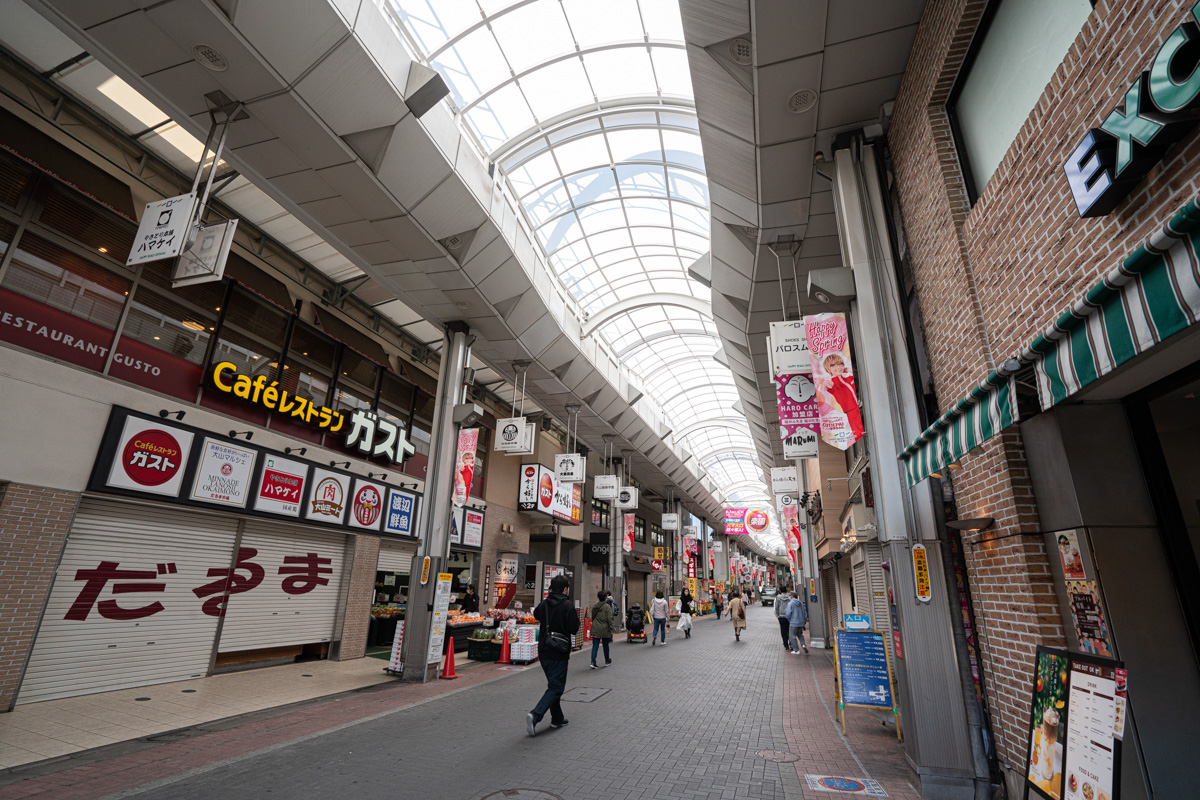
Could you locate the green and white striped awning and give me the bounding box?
[900,196,1200,486]
[899,372,1017,486]
[1027,200,1200,408]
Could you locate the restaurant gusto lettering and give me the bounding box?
[1065,1,1200,216]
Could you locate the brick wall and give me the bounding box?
[333,533,379,661]
[0,483,78,710]
[478,501,531,611]
[883,0,1200,780]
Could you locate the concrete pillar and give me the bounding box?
[401,322,471,682]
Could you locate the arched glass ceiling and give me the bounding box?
[389,0,779,549]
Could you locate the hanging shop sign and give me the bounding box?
[770,466,798,495]
[463,508,484,548]
[305,468,349,525]
[661,513,680,530]
[127,192,196,266]
[104,415,194,497]
[209,361,413,464]
[778,376,820,459]
[555,453,584,483]
[712,541,722,553]
[623,514,635,552]
[172,218,237,288]
[725,507,747,534]
[448,505,465,545]
[745,509,771,535]
[517,464,582,523]
[1064,4,1200,218]
[452,428,479,507]
[682,524,698,539]
[189,437,256,508]
[593,474,619,499]
[912,543,932,602]
[614,486,638,510]
[769,320,810,376]
[496,416,535,454]
[805,313,864,451]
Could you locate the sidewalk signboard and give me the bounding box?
[832,628,901,741]
[1023,646,1124,800]
[427,572,454,664]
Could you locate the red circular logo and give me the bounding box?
[539,472,554,508]
[525,466,537,477]
[121,429,183,487]
[354,486,382,526]
[746,510,770,533]
[221,463,233,476]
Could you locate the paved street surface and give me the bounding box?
[0,606,921,800]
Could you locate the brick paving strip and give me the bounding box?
[780,643,922,800]
[0,661,518,800]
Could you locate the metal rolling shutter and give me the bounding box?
[216,521,347,653]
[377,540,415,574]
[865,541,890,633]
[19,499,237,704]
[852,559,869,617]
[823,565,840,633]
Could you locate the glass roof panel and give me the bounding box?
[388,0,778,545]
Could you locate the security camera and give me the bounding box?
[453,402,483,427]
[807,267,856,306]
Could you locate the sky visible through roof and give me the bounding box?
[388,0,782,551]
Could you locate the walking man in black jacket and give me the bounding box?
[526,575,579,736]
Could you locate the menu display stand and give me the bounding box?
[832,628,901,742]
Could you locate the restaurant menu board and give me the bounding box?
[1024,647,1124,800]
[190,437,256,507]
[834,629,894,709]
[1063,660,1120,800]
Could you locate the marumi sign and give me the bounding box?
[1066,2,1200,217]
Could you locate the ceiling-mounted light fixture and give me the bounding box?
[158,409,186,420]
[228,430,253,440]
[285,447,307,456]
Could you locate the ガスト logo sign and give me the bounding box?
[122,429,182,486]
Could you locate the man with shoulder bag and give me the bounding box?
[526,575,579,736]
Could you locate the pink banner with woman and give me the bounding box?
[804,312,864,451]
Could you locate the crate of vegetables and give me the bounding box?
[466,628,501,662]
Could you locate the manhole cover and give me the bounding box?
[560,687,610,703]
[756,749,800,763]
[481,792,563,800]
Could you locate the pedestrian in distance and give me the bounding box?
[728,590,747,641]
[775,585,791,651]
[678,589,694,639]
[526,575,579,736]
[589,589,614,669]
[714,592,724,619]
[650,590,670,646]
[786,591,809,654]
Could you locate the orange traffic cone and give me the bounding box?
[440,638,459,680]
[497,627,512,665]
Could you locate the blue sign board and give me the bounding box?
[383,488,418,538]
[835,629,893,709]
[844,614,870,631]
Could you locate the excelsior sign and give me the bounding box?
[1065,2,1200,217]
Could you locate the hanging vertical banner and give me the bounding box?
[805,312,864,451]
[781,502,802,553]
[623,513,635,552]
[724,507,747,534]
[776,373,820,459]
[452,428,479,507]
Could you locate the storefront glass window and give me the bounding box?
[37,185,135,262]
[200,290,288,425]
[339,349,379,391]
[447,551,479,603]
[591,497,610,528]
[635,516,647,543]
[111,286,212,399]
[0,219,14,260]
[0,155,33,212]
[651,523,665,548]
[0,232,128,371]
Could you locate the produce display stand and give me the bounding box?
[447,620,484,653]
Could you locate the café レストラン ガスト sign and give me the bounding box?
[208,361,415,464]
[1065,2,1200,217]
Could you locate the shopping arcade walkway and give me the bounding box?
[0,606,921,800]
